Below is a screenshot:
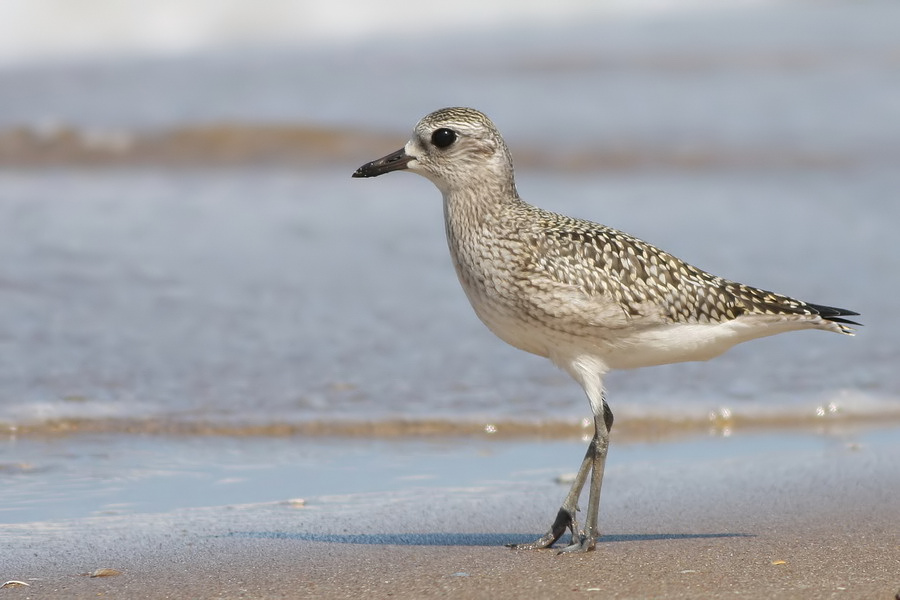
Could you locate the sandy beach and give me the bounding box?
[4,424,898,599]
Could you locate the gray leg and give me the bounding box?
[558,402,612,554]
[509,399,613,552]
[507,438,595,550]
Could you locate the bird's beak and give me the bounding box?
[352,148,413,178]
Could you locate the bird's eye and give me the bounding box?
[430,128,457,149]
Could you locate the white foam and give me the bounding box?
[0,0,775,64]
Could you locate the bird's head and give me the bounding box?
[352,107,515,196]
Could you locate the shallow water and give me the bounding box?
[0,1,898,526]
[3,424,892,526]
[0,166,895,433]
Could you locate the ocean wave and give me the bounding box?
[0,123,851,170]
[0,0,774,64]
[4,391,899,441]
[0,123,404,167]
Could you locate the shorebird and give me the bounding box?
[352,107,859,554]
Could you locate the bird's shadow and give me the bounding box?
[229,531,752,547]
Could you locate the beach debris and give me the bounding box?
[484,423,497,434]
[770,560,787,566]
[451,572,469,577]
[88,568,122,578]
[679,569,699,574]
[0,581,30,588]
[555,473,577,485]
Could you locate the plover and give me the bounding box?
[352,107,859,554]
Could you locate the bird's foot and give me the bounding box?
[506,507,577,550]
[557,532,596,554]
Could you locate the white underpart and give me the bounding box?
[555,354,609,417]
[597,316,825,370]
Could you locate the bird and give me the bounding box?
[351,107,859,554]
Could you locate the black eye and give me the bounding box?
[430,128,457,149]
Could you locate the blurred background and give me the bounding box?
[1,0,898,521]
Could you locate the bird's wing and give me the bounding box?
[526,212,858,332]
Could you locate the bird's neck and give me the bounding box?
[442,180,520,232]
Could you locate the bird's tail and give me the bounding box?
[805,303,861,335]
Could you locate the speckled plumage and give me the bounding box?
[509,204,853,330]
[353,106,859,553]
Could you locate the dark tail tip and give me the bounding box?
[806,303,862,327]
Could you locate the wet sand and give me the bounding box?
[14,527,898,599]
[4,425,898,599]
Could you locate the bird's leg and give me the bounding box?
[507,435,596,550]
[559,401,613,554]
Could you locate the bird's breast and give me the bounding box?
[444,217,575,358]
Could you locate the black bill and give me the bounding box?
[352,148,413,178]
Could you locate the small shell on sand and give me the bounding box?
[89,568,122,578]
